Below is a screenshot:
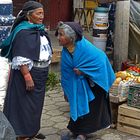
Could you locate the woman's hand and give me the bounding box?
[20,65,34,91]
[24,73,34,91]
[73,68,83,75]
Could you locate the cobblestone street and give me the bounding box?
[39,84,140,140]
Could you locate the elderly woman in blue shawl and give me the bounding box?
[0,1,52,140]
[55,21,115,140]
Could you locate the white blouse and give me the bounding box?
[12,35,52,71]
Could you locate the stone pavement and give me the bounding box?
[39,84,140,140]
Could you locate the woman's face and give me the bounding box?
[57,29,72,47]
[28,8,44,24]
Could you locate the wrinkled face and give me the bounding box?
[57,29,72,47]
[28,8,44,24]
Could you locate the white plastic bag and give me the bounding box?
[0,111,16,140]
[118,81,129,97]
[0,56,10,110]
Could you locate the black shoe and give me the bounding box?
[35,133,46,139]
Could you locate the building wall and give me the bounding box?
[41,0,73,30]
[13,0,27,16]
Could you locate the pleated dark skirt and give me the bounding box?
[3,66,49,137]
[67,83,112,135]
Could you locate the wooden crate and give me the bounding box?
[127,85,140,109]
[117,104,140,137]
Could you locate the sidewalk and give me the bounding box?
[39,84,140,140]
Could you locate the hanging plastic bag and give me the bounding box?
[0,111,16,140]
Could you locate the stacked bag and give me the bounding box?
[0,1,16,139]
[0,57,10,110]
[0,0,15,110]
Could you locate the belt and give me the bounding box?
[33,61,49,68]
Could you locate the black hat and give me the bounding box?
[64,22,83,41]
[55,21,83,41]
[22,1,43,12]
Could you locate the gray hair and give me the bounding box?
[57,21,76,43]
[27,9,36,16]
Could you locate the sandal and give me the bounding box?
[76,135,86,140]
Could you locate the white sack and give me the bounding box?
[0,56,10,110]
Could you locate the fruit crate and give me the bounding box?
[127,84,140,109]
[110,84,118,96]
[117,104,140,137]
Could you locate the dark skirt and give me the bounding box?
[3,66,49,137]
[67,83,112,135]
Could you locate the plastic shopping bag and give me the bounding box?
[0,56,10,110]
[0,111,16,140]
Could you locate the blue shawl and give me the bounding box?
[0,21,44,60]
[61,37,115,121]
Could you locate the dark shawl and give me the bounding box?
[12,29,52,61]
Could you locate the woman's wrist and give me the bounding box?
[24,73,32,81]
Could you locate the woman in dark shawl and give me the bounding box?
[1,1,52,140]
[55,21,115,140]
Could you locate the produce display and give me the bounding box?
[110,65,140,98]
[114,65,140,85]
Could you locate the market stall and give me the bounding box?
[109,61,140,132]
